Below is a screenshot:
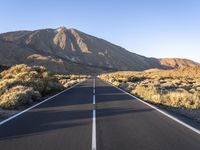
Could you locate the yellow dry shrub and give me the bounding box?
[132,85,162,104]
[0,79,24,95]
[0,64,89,109]
[1,64,30,77]
[0,85,41,109]
[163,91,200,109]
[99,68,200,109]
[0,64,65,96]
[55,74,89,88]
[0,64,64,109]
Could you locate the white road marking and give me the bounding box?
[93,78,95,88]
[92,109,96,150]
[0,80,86,126]
[93,88,95,94]
[93,95,96,105]
[101,79,200,135]
[92,78,97,150]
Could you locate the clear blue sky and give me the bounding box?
[0,0,200,62]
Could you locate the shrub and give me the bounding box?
[99,67,200,109]
[0,79,25,96]
[0,64,90,109]
[132,85,162,103]
[0,86,41,109]
[119,82,133,92]
[162,91,200,109]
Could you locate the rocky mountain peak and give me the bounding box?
[55,26,67,33]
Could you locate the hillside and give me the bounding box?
[0,27,199,73]
[159,58,199,68]
[0,40,108,74]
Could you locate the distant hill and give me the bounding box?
[0,27,199,73]
[159,58,199,68]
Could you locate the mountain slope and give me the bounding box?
[0,40,107,74]
[0,27,199,73]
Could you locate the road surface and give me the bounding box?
[0,78,200,150]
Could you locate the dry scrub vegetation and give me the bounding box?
[0,64,89,109]
[99,67,200,109]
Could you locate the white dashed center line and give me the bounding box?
[92,78,96,150]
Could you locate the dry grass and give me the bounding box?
[0,86,41,109]
[99,67,200,109]
[0,64,89,109]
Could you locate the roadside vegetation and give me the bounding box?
[0,64,89,109]
[99,67,200,109]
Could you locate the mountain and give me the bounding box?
[0,27,199,73]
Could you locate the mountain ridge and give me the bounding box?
[0,27,199,73]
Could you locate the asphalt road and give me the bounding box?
[0,78,200,150]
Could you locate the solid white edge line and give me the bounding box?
[92,78,97,150]
[99,78,200,135]
[0,79,87,126]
